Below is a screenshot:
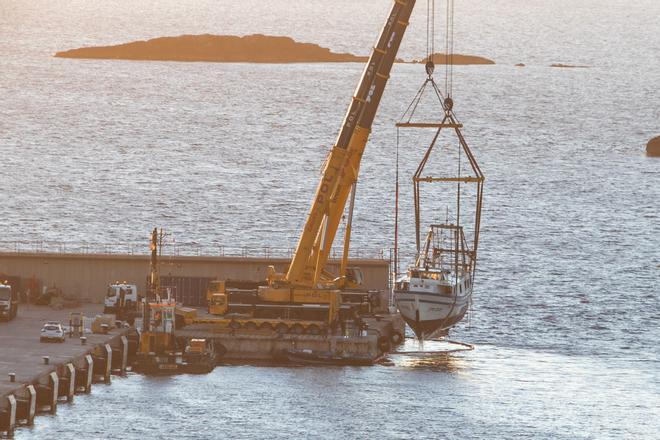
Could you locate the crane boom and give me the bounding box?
[285,0,416,288]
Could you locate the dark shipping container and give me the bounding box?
[160,276,216,306]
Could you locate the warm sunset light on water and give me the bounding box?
[1,1,658,439]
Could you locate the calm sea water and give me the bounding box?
[2,0,659,438]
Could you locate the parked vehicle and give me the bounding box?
[104,283,139,314]
[0,283,18,321]
[40,322,66,342]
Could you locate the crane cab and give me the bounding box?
[206,280,225,301]
[139,301,176,354]
[209,293,228,315]
[207,281,228,315]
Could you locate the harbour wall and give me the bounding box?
[0,252,390,303]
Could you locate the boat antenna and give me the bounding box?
[391,127,401,309]
[444,0,460,279]
[455,137,461,278]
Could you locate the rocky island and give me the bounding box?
[418,53,495,65]
[647,136,660,157]
[55,34,496,65]
[54,34,368,63]
[550,63,590,68]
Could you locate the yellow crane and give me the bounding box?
[254,0,418,324]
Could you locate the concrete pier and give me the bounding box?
[0,305,405,435]
[0,305,134,436]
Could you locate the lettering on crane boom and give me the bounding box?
[316,165,339,204]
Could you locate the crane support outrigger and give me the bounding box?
[256,0,417,324]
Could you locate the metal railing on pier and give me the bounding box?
[0,240,387,261]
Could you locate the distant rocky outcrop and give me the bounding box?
[54,34,368,63]
[515,63,525,67]
[647,136,660,157]
[550,63,590,68]
[416,53,495,65]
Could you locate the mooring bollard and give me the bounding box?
[43,356,50,365]
[8,373,15,383]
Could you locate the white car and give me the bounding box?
[40,322,66,343]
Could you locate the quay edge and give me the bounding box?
[0,305,137,437]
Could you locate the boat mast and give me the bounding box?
[391,130,400,307]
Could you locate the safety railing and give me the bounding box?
[0,240,387,261]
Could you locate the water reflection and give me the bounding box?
[391,338,473,372]
[393,352,468,373]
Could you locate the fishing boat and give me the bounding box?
[392,84,484,339]
[391,0,484,339]
[394,224,475,338]
[282,349,382,366]
[392,82,484,339]
[392,105,484,339]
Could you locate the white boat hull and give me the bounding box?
[394,288,471,338]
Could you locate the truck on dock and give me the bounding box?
[0,283,18,321]
[103,283,139,314]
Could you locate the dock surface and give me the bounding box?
[0,303,132,438]
[0,304,116,395]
